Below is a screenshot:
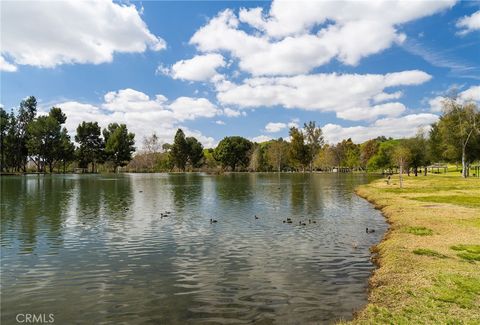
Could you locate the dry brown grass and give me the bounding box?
[342,174,480,324]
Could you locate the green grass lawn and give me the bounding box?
[341,174,480,324]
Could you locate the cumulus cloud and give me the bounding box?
[251,135,273,143]
[1,0,165,69]
[265,122,287,133]
[323,113,439,144]
[216,70,431,121]
[190,1,455,76]
[222,108,246,117]
[459,85,480,102]
[0,56,17,72]
[46,89,218,148]
[456,10,480,35]
[166,54,226,81]
[428,85,480,112]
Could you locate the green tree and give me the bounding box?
[289,127,309,172]
[75,121,104,173]
[367,139,401,172]
[213,136,252,171]
[170,129,189,171]
[26,114,62,172]
[186,136,204,169]
[103,123,135,172]
[360,139,379,171]
[0,107,9,171]
[266,138,289,172]
[15,96,37,171]
[404,130,429,176]
[435,98,479,177]
[392,145,412,188]
[303,121,324,172]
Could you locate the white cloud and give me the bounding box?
[1,0,165,69]
[169,97,220,121]
[323,113,439,144]
[215,120,226,125]
[456,10,480,35]
[216,70,431,121]
[459,85,480,102]
[428,85,480,112]
[251,135,273,143]
[222,107,246,117]
[191,1,455,76]
[167,54,226,81]
[47,89,218,148]
[429,96,445,113]
[0,56,17,72]
[265,122,287,133]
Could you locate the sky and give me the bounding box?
[1,0,480,148]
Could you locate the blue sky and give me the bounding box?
[1,0,479,148]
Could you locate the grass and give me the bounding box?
[413,248,448,258]
[451,245,480,262]
[405,226,433,236]
[342,174,480,324]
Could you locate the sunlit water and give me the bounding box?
[1,173,387,324]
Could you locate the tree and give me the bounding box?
[57,127,75,173]
[75,121,104,173]
[435,98,479,178]
[367,139,401,172]
[392,146,412,188]
[303,121,324,172]
[26,115,62,172]
[266,138,289,172]
[15,96,37,171]
[404,130,429,176]
[314,144,336,170]
[249,144,267,172]
[170,129,189,171]
[186,136,204,169]
[360,139,379,171]
[213,136,252,171]
[0,107,9,171]
[289,127,309,172]
[103,123,135,172]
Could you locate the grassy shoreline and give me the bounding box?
[345,174,480,324]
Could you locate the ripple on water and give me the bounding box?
[1,173,387,325]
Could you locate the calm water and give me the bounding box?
[1,173,386,325]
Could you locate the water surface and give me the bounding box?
[1,173,386,324]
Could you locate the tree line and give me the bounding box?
[1,95,479,177]
[131,96,479,178]
[0,96,135,173]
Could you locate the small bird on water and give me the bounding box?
[254,215,259,219]
[210,218,218,223]
[366,227,375,233]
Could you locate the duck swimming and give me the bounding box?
[210,218,218,223]
[366,227,375,233]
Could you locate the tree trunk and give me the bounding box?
[399,161,403,189]
[462,146,467,178]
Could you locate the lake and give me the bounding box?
[1,173,387,324]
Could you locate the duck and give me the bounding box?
[254,215,259,220]
[366,227,375,233]
[308,219,311,224]
[210,218,218,223]
[312,220,317,224]
[286,219,293,224]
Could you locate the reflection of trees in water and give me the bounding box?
[215,173,254,203]
[1,176,75,253]
[170,173,203,212]
[99,176,133,220]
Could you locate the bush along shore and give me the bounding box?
[344,174,480,324]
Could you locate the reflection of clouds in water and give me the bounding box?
[1,173,387,324]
